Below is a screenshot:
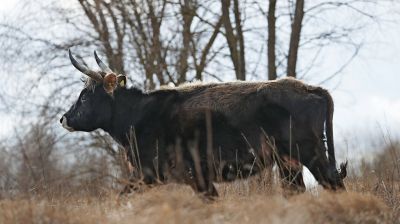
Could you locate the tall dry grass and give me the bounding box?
[0,174,398,224]
[1,122,399,223]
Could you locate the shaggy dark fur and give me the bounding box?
[61,77,346,197]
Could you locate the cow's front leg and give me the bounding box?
[277,155,306,195]
[119,166,162,196]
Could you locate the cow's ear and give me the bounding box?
[103,73,117,95]
[117,74,127,88]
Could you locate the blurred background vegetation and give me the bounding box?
[0,0,399,205]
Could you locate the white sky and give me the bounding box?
[332,22,400,160]
[1,1,15,10]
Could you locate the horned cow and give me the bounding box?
[60,50,347,198]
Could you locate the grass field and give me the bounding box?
[0,175,398,224]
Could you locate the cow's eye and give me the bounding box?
[81,96,87,103]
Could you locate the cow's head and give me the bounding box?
[60,50,127,132]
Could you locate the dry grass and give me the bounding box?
[0,178,397,224]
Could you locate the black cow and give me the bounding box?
[61,50,347,197]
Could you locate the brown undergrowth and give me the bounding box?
[0,177,397,224]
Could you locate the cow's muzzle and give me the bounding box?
[60,116,75,132]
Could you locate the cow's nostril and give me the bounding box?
[60,117,63,124]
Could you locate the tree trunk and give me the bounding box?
[267,0,277,80]
[195,17,223,81]
[148,0,166,85]
[178,0,194,84]
[233,0,246,80]
[221,0,246,80]
[287,0,304,78]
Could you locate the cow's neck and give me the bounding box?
[102,88,147,145]
[104,88,176,146]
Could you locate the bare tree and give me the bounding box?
[0,144,14,198]
[117,0,169,89]
[78,0,127,74]
[192,16,223,81]
[12,121,61,195]
[267,0,277,80]
[221,0,246,80]
[0,0,228,183]
[257,0,385,81]
[177,0,195,83]
[287,0,304,77]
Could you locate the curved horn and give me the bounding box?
[94,50,113,74]
[69,49,103,81]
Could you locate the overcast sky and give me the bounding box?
[331,19,400,159]
[1,0,399,162]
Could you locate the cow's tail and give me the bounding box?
[311,87,336,167]
[314,87,349,181]
[324,89,336,167]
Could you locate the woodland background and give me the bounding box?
[0,1,400,223]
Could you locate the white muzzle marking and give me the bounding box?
[61,116,75,132]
